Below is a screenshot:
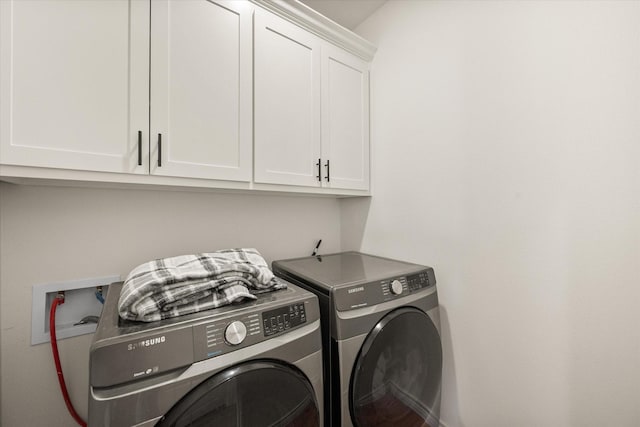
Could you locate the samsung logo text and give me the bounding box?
[127,336,166,351]
[348,287,365,294]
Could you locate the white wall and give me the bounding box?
[0,183,341,426]
[348,1,640,426]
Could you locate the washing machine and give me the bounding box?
[273,252,442,427]
[89,279,323,426]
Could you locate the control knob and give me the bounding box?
[225,320,247,346]
[390,279,404,295]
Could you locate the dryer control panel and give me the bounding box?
[334,268,436,311]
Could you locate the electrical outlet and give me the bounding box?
[31,275,120,345]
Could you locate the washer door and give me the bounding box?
[350,307,442,427]
[157,360,319,427]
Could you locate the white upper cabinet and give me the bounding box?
[322,45,370,191]
[0,0,375,195]
[150,0,252,182]
[1,0,252,182]
[0,0,150,174]
[254,8,371,191]
[254,8,322,187]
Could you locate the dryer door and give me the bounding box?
[350,307,442,427]
[157,360,319,426]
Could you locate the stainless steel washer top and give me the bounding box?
[89,278,324,427]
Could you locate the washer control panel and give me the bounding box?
[195,312,262,360]
[335,268,435,311]
[192,301,314,362]
[262,303,306,337]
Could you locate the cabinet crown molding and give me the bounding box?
[249,0,377,61]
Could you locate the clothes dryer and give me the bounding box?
[89,279,323,426]
[273,252,442,427]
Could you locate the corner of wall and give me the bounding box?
[0,183,6,420]
[338,197,371,251]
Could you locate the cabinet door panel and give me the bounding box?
[0,0,149,174]
[322,46,370,190]
[150,0,252,182]
[254,9,321,187]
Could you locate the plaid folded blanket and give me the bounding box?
[118,248,286,322]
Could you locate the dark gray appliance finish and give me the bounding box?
[273,251,442,427]
[89,279,324,427]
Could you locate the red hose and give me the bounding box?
[49,295,88,427]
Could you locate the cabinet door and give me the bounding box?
[322,45,370,191]
[254,8,322,187]
[0,0,149,174]
[150,0,252,182]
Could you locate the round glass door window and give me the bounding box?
[157,360,319,427]
[350,308,442,427]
